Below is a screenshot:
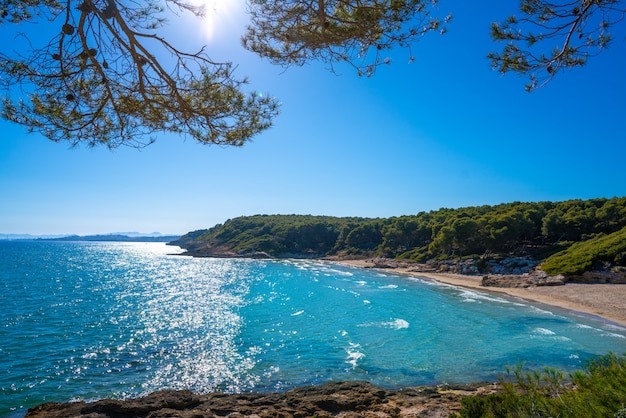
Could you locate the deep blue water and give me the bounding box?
[1,241,625,416]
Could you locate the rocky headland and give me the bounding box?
[25,381,502,418]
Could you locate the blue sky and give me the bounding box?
[1,0,625,235]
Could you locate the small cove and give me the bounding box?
[1,241,625,417]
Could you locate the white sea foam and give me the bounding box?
[291,310,304,316]
[319,266,354,276]
[528,305,556,316]
[602,332,626,339]
[531,328,571,341]
[359,318,409,330]
[605,323,626,332]
[378,284,398,289]
[534,327,556,335]
[293,262,312,270]
[457,289,512,305]
[387,319,410,329]
[407,276,438,285]
[345,343,365,368]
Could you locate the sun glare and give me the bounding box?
[193,0,245,42]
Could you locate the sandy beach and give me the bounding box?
[334,259,626,328]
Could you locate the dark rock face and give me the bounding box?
[25,381,500,418]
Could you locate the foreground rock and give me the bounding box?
[25,381,501,418]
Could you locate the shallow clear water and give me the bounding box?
[1,241,625,416]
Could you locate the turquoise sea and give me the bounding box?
[1,241,625,416]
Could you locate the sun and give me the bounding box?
[193,0,246,42]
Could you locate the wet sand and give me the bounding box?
[334,259,626,328]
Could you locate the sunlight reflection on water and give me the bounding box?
[1,242,625,416]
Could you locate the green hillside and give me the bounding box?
[541,226,626,276]
[172,197,626,276]
[172,214,372,257]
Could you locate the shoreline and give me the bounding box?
[20,254,626,417]
[332,259,626,329]
[24,381,500,418]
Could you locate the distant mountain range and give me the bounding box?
[0,233,180,242]
[1,234,66,240]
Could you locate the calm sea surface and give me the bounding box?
[1,241,625,416]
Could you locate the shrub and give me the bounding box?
[457,353,626,418]
[541,227,626,276]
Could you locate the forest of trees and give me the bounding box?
[172,197,626,275]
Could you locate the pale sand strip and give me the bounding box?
[333,259,626,328]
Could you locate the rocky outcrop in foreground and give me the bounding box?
[25,381,501,418]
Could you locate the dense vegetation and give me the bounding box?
[455,353,626,418]
[174,215,371,257]
[541,226,626,276]
[173,197,626,275]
